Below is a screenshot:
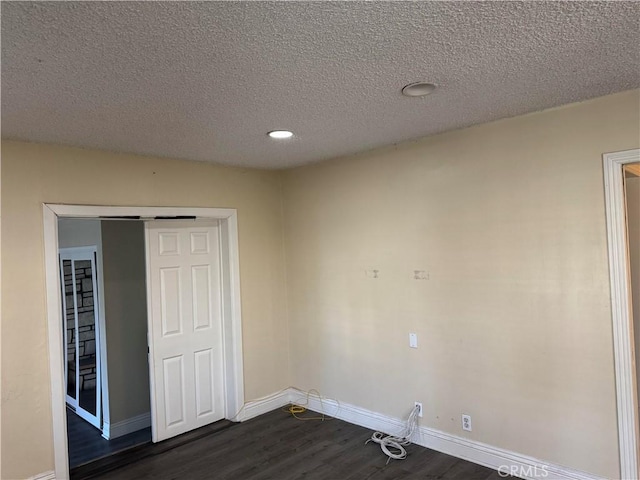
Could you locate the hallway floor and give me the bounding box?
[67,407,151,468]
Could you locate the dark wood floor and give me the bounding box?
[67,407,151,468]
[88,408,509,480]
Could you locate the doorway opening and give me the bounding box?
[58,219,153,470]
[44,205,245,480]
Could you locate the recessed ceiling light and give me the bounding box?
[401,82,437,97]
[267,130,294,139]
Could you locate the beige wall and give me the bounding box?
[281,89,640,478]
[101,220,150,425]
[627,174,640,409]
[0,143,289,479]
[2,89,639,479]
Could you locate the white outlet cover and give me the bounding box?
[409,333,418,348]
[462,414,472,431]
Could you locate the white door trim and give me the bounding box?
[43,204,244,480]
[603,149,640,480]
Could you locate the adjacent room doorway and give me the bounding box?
[44,205,245,480]
[58,218,154,469]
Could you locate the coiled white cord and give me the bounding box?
[365,404,420,464]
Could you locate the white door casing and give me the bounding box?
[603,149,640,480]
[146,220,225,442]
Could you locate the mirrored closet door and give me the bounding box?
[59,247,102,429]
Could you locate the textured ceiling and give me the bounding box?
[2,1,639,169]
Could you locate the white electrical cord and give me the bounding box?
[365,404,420,464]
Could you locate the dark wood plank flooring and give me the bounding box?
[67,407,152,468]
[71,418,234,479]
[88,408,510,480]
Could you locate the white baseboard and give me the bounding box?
[102,412,151,440]
[234,389,291,422]
[28,471,56,480]
[291,389,605,480]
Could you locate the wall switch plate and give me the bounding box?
[462,414,472,432]
[409,333,418,348]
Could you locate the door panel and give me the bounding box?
[159,232,180,255]
[160,267,182,336]
[192,265,212,330]
[194,349,215,417]
[147,221,224,442]
[190,232,210,254]
[162,355,186,427]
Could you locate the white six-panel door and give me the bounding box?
[146,220,224,442]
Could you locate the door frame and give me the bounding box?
[603,149,640,479]
[43,204,245,480]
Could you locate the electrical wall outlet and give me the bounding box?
[462,414,472,431]
[409,333,418,348]
[414,402,423,418]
